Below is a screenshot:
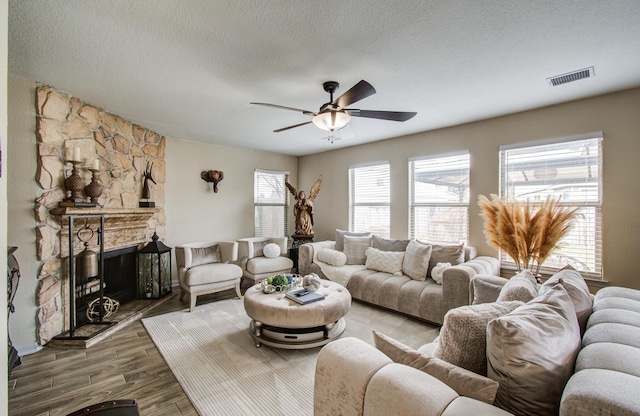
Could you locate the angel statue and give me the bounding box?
[285,176,322,237]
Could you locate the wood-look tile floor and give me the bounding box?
[8,287,241,416]
[9,284,439,416]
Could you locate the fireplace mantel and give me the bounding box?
[51,207,160,256]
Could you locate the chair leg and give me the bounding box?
[235,281,243,299]
[190,294,197,312]
[180,287,186,301]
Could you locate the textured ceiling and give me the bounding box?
[8,0,640,156]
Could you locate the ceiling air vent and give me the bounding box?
[547,66,595,87]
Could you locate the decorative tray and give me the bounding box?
[261,274,302,294]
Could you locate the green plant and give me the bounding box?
[269,274,289,287]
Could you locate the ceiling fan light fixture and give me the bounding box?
[312,110,351,131]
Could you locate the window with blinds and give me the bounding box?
[409,152,470,243]
[500,135,603,278]
[349,162,390,238]
[254,169,288,237]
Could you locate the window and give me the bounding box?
[254,169,289,237]
[349,162,390,237]
[500,134,603,277]
[409,152,470,243]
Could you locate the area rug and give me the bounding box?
[142,298,439,416]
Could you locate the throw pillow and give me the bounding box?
[373,331,499,404]
[365,247,404,275]
[487,283,581,416]
[539,265,593,335]
[252,239,271,257]
[262,243,281,258]
[402,240,432,281]
[335,229,371,252]
[317,248,347,267]
[343,235,372,265]
[430,262,451,285]
[189,244,221,268]
[371,235,410,252]
[496,269,539,303]
[433,301,523,376]
[427,243,465,278]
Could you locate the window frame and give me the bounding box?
[253,169,289,238]
[499,133,603,279]
[348,161,391,238]
[409,151,470,244]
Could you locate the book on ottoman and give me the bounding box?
[286,289,325,305]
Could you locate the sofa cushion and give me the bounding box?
[343,235,372,265]
[185,262,241,286]
[189,244,221,268]
[371,235,410,252]
[402,240,432,281]
[252,239,271,257]
[496,269,539,303]
[427,243,465,277]
[365,247,404,275]
[335,229,370,252]
[373,330,499,404]
[262,243,281,258]
[433,301,523,376]
[487,283,581,416]
[317,248,347,267]
[540,265,592,335]
[246,256,293,275]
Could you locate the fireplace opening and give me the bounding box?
[75,245,138,326]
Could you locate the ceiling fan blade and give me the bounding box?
[333,80,376,109]
[349,109,417,122]
[273,120,313,133]
[250,102,317,116]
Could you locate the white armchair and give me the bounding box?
[237,237,294,285]
[175,241,243,312]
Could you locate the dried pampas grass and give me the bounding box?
[478,194,579,274]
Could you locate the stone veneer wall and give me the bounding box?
[35,85,166,344]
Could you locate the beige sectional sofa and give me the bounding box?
[298,235,500,324]
[314,269,640,416]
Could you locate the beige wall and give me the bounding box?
[300,88,640,290]
[149,137,298,279]
[2,0,9,409]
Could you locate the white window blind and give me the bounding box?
[349,162,390,238]
[409,152,470,243]
[500,135,603,278]
[254,169,289,238]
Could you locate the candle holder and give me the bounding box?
[64,160,86,202]
[84,169,104,205]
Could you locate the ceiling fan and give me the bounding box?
[250,80,417,137]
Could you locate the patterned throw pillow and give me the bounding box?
[433,301,523,376]
[365,247,404,275]
[373,330,500,404]
[253,239,272,257]
[343,235,372,265]
[402,240,432,281]
[189,244,221,268]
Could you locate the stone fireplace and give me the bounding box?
[34,85,167,344]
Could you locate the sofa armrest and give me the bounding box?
[315,337,392,416]
[470,274,509,304]
[298,241,335,276]
[442,256,500,316]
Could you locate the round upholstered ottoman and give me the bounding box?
[243,280,352,349]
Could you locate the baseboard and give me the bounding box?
[15,342,42,357]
